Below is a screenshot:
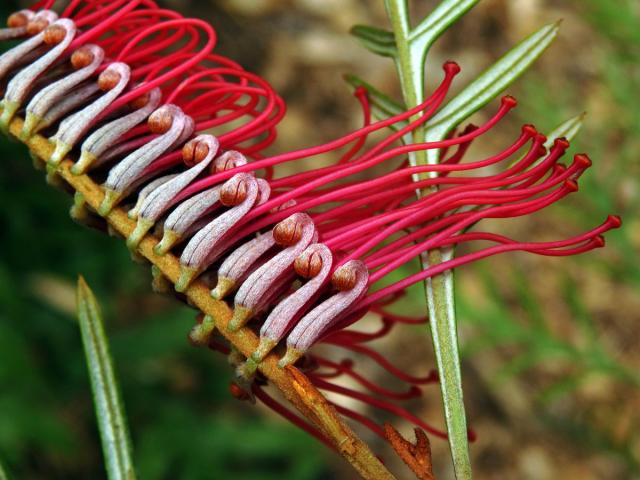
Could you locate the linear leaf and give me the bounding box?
[350,24,397,57]
[425,21,561,164]
[76,277,136,480]
[410,0,479,63]
[0,458,9,480]
[544,112,585,148]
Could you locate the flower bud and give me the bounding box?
[98,69,121,92]
[43,24,66,45]
[71,46,95,69]
[212,150,245,173]
[148,107,174,134]
[273,217,303,246]
[26,18,49,36]
[331,265,358,291]
[7,11,30,28]
[220,179,248,206]
[182,139,210,167]
[129,92,151,110]
[229,382,251,402]
[294,250,323,278]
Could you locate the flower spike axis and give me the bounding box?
[0,1,621,479]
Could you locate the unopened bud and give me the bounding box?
[26,18,48,36]
[43,24,66,45]
[129,92,151,110]
[71,46,95,69]
[7,11,30,28]
[273,218,303,246]
[148,107,173,134]
[331,265,357,291]
[212,150,245,173]
[294,251,323,278]
[220,179,248,206]
[229,382,251,402]
[182,139,209,167]
[98,69,121,92]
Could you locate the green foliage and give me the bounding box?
[424,21,560,164]
[350,25,397,57]
[76,278,136,480]
[0,457,10,480]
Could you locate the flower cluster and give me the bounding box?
[0,0,620,449]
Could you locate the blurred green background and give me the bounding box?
[1,1,638,479]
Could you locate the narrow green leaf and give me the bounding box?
[425,21,561,164]
[0,458,10,480]
[544,112,585,148]
[76,277,136,480]
[411,0,479,44]
[409,0,479,65]
[350,24,398,57]
[350,24,396,45]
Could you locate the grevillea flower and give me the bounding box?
[0,0,622,474]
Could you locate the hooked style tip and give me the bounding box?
[175,265,199,293]
[154,229,180,256]
[150,265,172,294]
[71,150,98,175]
[97,188,122,217]
[273,216,304,246]
[277,347,304,369]
[188,315,216,347]
[211,276,236,300]
[20,112,42,140]
[227,305,254,332]
[126,217,154,251]
[48,139,72,166]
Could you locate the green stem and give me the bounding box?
[384,1,472,478]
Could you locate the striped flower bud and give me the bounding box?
[229,213,318,331]
[279,260,369,367]
[22,44,104,140]
[74,87,162,175]
[98,105,190,215]
[49,62,132,167]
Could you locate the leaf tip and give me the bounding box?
[77,275,90,300]
[551,18,563,32]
